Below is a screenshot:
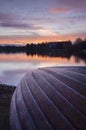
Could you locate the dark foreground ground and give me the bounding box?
[0,84,16,130]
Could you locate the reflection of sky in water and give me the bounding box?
[0,54,85,86]
[0,62,58,86]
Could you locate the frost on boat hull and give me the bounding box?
[10,67,86,130]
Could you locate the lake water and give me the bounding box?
[0,53,86,86]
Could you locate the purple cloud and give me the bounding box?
[0,13,12,20]
[0,13,43,30]
[0,22,42,30]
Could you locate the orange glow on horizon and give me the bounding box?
[0,36,78,44]
[0,33,85,44]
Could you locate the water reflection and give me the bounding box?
[0,53,85,85]
[0,52,86,64]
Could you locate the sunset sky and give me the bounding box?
[0,0,86,44]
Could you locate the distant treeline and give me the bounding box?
[0,38,86,60]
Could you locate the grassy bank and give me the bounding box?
[0,84,16,130]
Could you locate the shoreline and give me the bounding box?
[0,84,16,130]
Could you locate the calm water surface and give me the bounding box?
[0,53,85,86]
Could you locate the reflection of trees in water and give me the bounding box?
[26,46,86,63]
[26,52,86,64]
[74,56,86,64]
[73,52,86,64]
[0,39,86,64]
[26,49,71,59]
[74,56,81,64]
